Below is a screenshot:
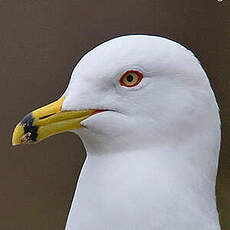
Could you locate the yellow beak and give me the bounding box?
[12,97,95,145]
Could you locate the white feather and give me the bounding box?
[62,35,221,230]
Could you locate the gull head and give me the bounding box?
[12,35,220,154]
[12,35,221,230]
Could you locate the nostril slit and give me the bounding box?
[39,113,56,120]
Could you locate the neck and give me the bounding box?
[65,133,220,230]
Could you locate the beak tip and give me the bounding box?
[12,123,24,146]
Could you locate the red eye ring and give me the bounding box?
[119,70,143,87]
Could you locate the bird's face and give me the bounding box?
[12,35,218,152]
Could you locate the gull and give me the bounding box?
[12,35,221,230]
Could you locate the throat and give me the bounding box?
[66,148,220,230]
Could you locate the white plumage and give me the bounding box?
[61,35,221,230]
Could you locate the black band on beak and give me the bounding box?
[20,113,38,142]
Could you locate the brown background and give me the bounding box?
[0,0,229,229]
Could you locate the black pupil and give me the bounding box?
[126,74,134,82]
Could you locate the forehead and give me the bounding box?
[71,35,193,82]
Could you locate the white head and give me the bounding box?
[62,35,220,157]
[13,35,221,229]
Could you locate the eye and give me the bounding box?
[119,70,143,87]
